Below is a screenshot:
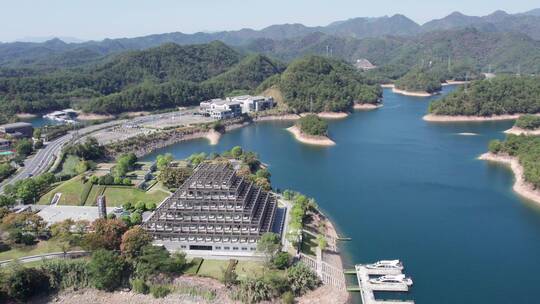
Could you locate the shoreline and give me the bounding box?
[16,113,38,119]
[392,86,433,97]
[423,113,523,122]
[504,126,540,136]
[354,103,383,111]
[479,152,540,205]
[286,126,335,146]
[315,112,349,119]
[77,112,115,121]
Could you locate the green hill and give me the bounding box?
[275,56,381,113]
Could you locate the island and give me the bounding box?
[288,114,336,146]
[393,69,443,97]
[480,135,540,204]
[425,75,540,122]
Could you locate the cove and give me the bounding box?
[142,86,540,304]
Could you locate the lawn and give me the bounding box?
[0,239,64,261]
[100,185,169,206]
[39,177,169,207]
[235,261,267,280]
[38,175,85,205]
[196,259,229,280]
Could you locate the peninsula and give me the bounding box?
[480,135,540,205]
[426,76,540,122]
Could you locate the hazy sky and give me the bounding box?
[0,0,538,42]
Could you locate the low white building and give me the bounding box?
[200,95,275,120]
[227,95,275,113]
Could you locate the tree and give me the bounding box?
[88,249,125,291]
[33,128,42,139]
[83,218,128,251]
[158,166,193,189]
[257,232,281,265]
[231,146,243,158]
[156,153,174,170]
[187,152,206,167]
[1,212,46,244]
[75,160,89,174]
[120,226,152,260]
[15,139,33,157]
[134,245,186,279]
[114,153,137,177]
[135,201,146,211]
[286,263,321,295]
[488,140,503,154]
[298,114,328,136]
[145,202,157,211]
[130,212,143,225]
[0,194,16,208]
[65,137,105,160]
[255,168,270,180]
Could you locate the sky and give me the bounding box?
[0,0,538,42]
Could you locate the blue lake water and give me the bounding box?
[142,86,540,304]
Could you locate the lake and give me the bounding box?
[142,86,540,304]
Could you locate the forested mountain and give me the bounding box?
[1,9,539,70]
[0,42,284,118]
[428,76,540,116]
[421,10,540,40]
[265,56,381,113]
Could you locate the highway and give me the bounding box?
[0,120,123,192]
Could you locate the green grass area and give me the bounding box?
[0,240,65,261]
[101,186,169,206]
[301,232,317,256]
[84,184,106,206]
[38,175,85,205]
[235,261,267,280]
[58,154,81,177]
[39,176,169,207]
[196,259,229,280]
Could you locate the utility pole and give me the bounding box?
[464,72,469,93]
[447,56,451,73]
[310,96,313,113]
[326,45,329,57]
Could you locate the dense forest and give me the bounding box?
[515,115,540,130]
[0,42,286,119]
[428,76,540,116]
[271,56,381,113]
[488,135,540,188]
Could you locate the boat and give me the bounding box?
[365,260,404,270]
[369,274,413,286]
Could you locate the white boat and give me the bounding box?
[369,274,413,286]
[365,260,404,270]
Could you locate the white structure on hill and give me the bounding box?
[355,58,376,71]
[200,95,275,120]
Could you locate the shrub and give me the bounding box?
[286,263,321,295]
[88,249,125,291]
[131,278,149,294]
[4,267,50,301]
[123,178,132,186]
[42,259,90,290]
[282,291,295,304]
[150,284,171,298]
[80,181,93,205]
[135,201,146,211]
[272,252,291,269]
[145,202,157,211]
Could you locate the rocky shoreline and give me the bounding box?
[504,126,540,135]
[354,103,383,110]
[479,152,540,205]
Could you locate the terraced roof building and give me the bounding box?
[143,162,278,254]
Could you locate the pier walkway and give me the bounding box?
[349,264,414,304]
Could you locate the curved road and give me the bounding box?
[0,120,123,192]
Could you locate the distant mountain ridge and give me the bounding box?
[0,8,539,69]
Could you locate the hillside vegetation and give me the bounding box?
[0,42,285,119]
[488,135,540,188]
[428,76,540,116]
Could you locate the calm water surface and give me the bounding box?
[143,86,540,304]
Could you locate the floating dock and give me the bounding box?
[347,263,414,304]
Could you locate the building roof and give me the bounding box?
[0,122,33,129]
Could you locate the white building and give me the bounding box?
[227,95,275,114]
[200,95,275,120]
